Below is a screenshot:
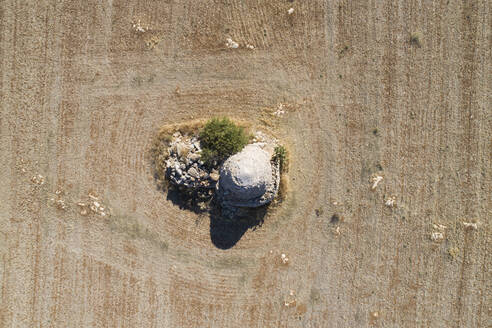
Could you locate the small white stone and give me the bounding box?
[280,253,289,264]
[463,222,478,230]
[371,175,383,190]
[288,8,294,15]
[385,196,396,207]
[31,174,45,185]
[226,38,239,49]
[430,232,444,242]
[433,223,447,231]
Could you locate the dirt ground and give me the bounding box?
[0,0,490,327]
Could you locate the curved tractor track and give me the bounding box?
[0,0,490,327]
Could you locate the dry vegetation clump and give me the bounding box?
[410,31,423,47]
[271,144,290,203]
[150,130,173,187]
[273,145,288,172]
[274,172,290,204]
[448,246,460,260]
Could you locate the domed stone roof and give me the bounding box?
[217,143,279,207]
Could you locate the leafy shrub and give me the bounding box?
[273,145,288,172]
[199,117,248,165]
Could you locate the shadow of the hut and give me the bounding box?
[209,204,268,250]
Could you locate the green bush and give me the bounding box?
[273,145,288,172]
[199,117,248,165]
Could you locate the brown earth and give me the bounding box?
[0,0,490,327]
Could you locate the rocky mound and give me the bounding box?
[165,132,219,189]
[164,131,281,210]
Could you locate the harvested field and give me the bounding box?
[0,1,490,327]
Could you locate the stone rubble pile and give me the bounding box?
[165,132,219,189]
[77,193,111,217]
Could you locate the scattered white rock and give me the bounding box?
[31,174,45,185]
[430,223,447,243]
[280,253,289,264]
[56,199,66,210]
[145,35,161,50]
[246,44,255,50]
[273,103,286,117]
[77,202,88,216]
[463,221,478,230]
[132,19,148,33]
[77,193,110,217]
[288,8,295,15]
[49,197,67,210]
[284,290,297,307]
[371,175,383,190]
[385,196,396,207]
[226,38,239,49]
[273,109,285,117]
[433,223,447,231]
[430,232,444,242]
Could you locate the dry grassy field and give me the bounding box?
[0,0,490,327]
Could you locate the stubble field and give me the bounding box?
[0,0,490,327]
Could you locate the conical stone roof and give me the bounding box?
[217,143,279,207]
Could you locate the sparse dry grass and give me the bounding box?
[149,120,207,186]
[448,246,460,260]
[277,173,290,203]
[273,144,291,204]
[109,214,169,251]
[273,145,288,172]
